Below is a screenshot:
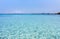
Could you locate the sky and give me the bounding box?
[0,0,60,13]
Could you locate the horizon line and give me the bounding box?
[0,13,59,15]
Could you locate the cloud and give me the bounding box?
[6,10,23,13]
[0,9,24,13]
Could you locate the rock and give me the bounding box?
[57,12,60,14]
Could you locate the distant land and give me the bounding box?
[57,12,60,14]
[0,12,60,15]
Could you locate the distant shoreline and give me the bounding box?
[0,13,60,15]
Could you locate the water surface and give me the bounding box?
[0,14,60,39]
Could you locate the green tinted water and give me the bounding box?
[0,15,60,39]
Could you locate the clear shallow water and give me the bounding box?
[0,15,60,39]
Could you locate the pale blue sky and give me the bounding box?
[0,0,60,13]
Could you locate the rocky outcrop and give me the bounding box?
[57,12,60,14]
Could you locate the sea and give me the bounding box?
[0,14,60,39]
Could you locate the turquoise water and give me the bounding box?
[0,15,60,39]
